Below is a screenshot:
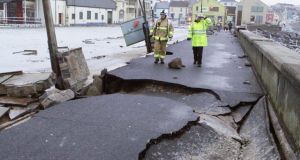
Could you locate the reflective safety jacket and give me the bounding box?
[188,18,212,47]
[150,18,174,41]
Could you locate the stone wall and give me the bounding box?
[238,30,300,158]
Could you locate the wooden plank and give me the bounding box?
[0,97,38,107]
[0,71,23,77]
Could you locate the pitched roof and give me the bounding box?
[169,1,189,8]
[66,0,116,9]
[155,1,170,9]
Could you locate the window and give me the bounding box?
[72,14,75,20]
[87,11,91,20]
[251,6,264,12]
[209,7,219,12]
[196,6,198,11]
[0,3,3,10]
[180,8,182,12]
[250,15,255,22]
[79,12,83,19]
[101,15,104,20]
[95,13,98,20]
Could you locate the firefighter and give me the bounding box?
[187,13,212,67]
[150,10,174,64]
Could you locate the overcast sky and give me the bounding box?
[237,0,300,5]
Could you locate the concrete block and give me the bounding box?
[40,88,75,108]
[57,48,90,92]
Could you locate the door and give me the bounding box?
[107,11,112,24]
[237,11,242,26]
[59,13,62,25]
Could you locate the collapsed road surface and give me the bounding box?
[0,32,281,160]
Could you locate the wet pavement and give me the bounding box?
[0,32,281,159]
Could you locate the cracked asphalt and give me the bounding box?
[0,32,281,160]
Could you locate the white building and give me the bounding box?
[169,1,189,20]
[65,0,116,26]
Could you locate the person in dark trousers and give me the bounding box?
[187,13,212,67]
[228,21,233,32]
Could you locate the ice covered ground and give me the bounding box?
[0,26,188,73]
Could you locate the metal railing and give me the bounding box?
[0,17,42,27]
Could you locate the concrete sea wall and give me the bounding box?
[238,30,300,158]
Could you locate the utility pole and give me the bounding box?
[138,0,152,53]
[42,0,64,89]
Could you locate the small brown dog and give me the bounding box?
[168,58,186,69]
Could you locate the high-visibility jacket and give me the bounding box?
[150,18,174,41]
[188,18,212,47]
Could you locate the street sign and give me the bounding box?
[120,17,145,46]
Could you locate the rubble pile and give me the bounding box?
[256,28,300,54]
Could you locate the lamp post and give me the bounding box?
[200,0,203,13]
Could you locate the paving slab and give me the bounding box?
[0,97,38,107]
[0,94,198,160]
[0,106,9,118]
[108,33,262,95]
[240,97,280,159]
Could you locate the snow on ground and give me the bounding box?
[0,26,188,73]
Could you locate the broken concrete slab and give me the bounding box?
[199,114,242,142]
[231,105,252,123]
[239,97,280,159]
[215,90,261,108]
[57,48,90,92]
[8,103,40,120]
[40,88,75,108]
[0,106,9,118]
[0,94,198,160]
[0,97,38,107]
[144,125,241,160]
[2,73,55,98]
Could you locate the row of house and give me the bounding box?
[153,0,299,26]
[0,0,152,26]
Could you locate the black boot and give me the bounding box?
[154,59,159,64]
[193,61,197,65]
[160,59,165,64]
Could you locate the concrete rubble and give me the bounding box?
[0,72,55,98]
[39,87,75,108]
[57,48,90,91]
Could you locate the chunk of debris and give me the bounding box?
[243,81,251,85]
[238,55,248,59]
[82,39,95,44]
[245,63,252,67]
[13,50,37,56]
[91,55,106,60]
[0,106,9,118]
[166,51,173,55]
[57,48,90,91]
[168,58,186,69]
[9,103,40,120]
[40,88,75,109]
[0,97,38,107]
[199,114,242,142]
